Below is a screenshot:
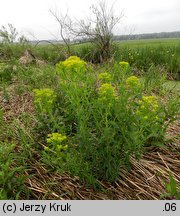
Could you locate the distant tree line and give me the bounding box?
[113,31,180,41]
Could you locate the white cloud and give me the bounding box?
[0,0,179,39]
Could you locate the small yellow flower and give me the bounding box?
[136,95,159,122]
[57,56,87,72]
[56,144,67,151]
[126,76,140,88]
[98,83,117,100]
[142,96,156,104]
[98,72,112,83]
[119,61,129,70]
[46,133,68,152]
[143,116,148,120]
[47,133,67,144]
[33,88,56,112]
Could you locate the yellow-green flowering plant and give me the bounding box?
[33,88,56,114]
[98,72,112,83]
[126,76,140,88]
[119,61,129,70]
[30,53,177,186]
[113,61,132,83]
[46,133,68,152]
[56,56,87,80]
[97,83,118,129]
[98,83,117,105]
[125,76,142,95]
[136,95,159,122]
[61,56,86,70]
[42,133,68,167]
[133,94,167,147]
[32,87,66,137]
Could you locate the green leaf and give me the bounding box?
[165,174,177,196]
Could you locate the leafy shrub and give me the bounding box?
[72,44,108,63]
[32,56,177,184]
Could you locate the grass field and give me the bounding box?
[114,38,180,80]
[64,38,180,79]
[119,38,180,46]
[0,38,180,200]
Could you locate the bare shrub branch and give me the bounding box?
[50,0,123,62]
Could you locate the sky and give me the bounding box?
[0,0,179,40]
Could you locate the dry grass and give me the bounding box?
[25,138,179,200]
[0,85,34,122]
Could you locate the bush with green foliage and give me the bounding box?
[32,56,178,184]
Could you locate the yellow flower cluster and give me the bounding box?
[142,95,156,102]
[47,133,67,143]
[98,83,117,103]
[98,72,112,83]
[119,61,129,70]
[126,76,140,88]
[33,88,56,112]
[60,56,87,71]
[46,133,68,151]
[136,95,159,121]
[33,88,55,98]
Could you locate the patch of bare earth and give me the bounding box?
[1,85,179,199]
